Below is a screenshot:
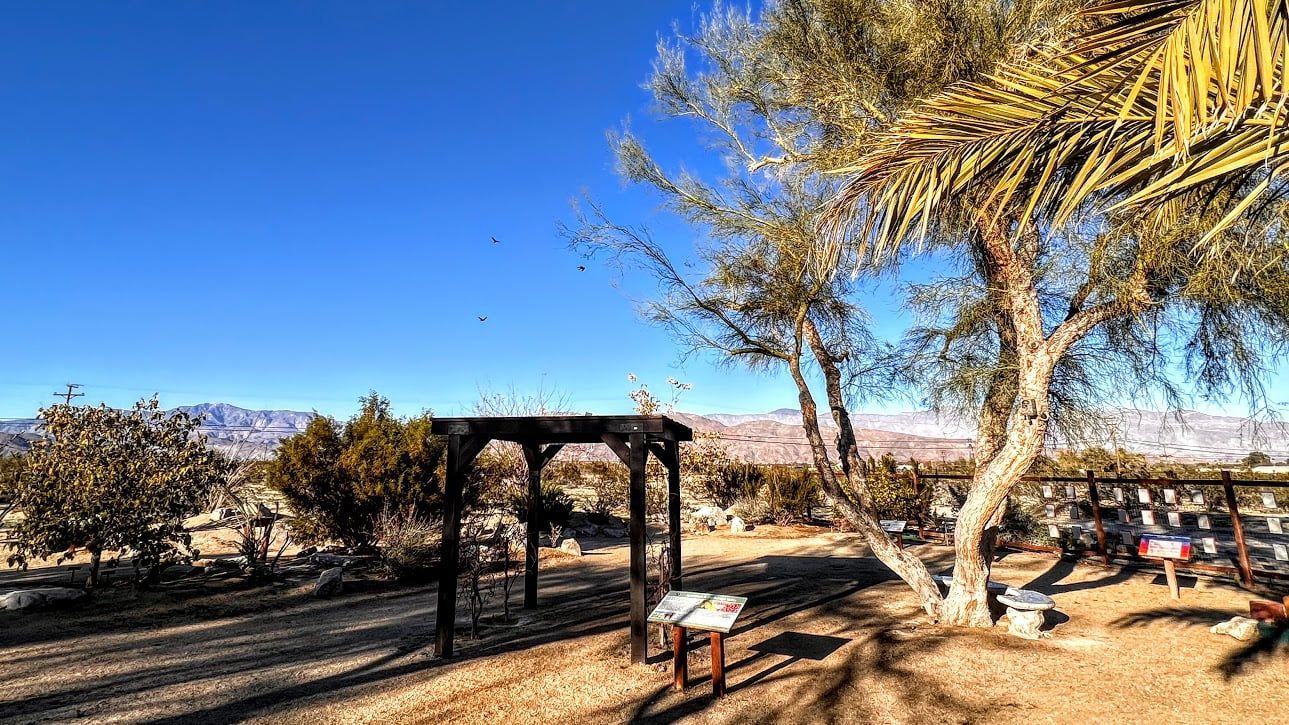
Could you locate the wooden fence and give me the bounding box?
[915,471,1289,586]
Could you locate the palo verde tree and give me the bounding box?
[567,1,1077,617]
[267,393,446,549]
[6,399,228,587]
[825,0,1289,624]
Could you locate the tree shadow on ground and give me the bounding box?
[1110,606,1289,679]
[0,543,955,723]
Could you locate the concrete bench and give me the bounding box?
[996,589,1056,639]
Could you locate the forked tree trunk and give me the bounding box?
[788,327,943,618]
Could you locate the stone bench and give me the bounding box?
[996,589,1056,639]
[931,574,1013,595]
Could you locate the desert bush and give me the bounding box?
[373,505,442,582]
[864,455,927,521]
[758,465,823,524]
[267,393,447,549]
[583,461,629,516]
[7,399,227,587]
[704,462,764,508]
[214,461,292,580]
[509,480,574,541]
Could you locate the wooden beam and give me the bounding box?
[1086,470,1109,565]
[666,439,682,591]
[628,431,648,664]
[1222,470,1255,588]
[601,432,632,467]
[648,441,676,470]
[672,626,688,691]
[538,443,565,469]
[710,632,727,697]
[455,434,490,473]
[435,434,469,658]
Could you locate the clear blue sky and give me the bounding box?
[0,3,1282,421]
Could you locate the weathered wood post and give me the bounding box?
[911,465,925,541]
[666,439,683,591]
[672,625,688,691]
[1163,558,1181,599]
[1086,469,1109,564]
[710,632,727,697]
[1222,470,1255,587]
[435,435,466,658]
[628,432,648,664]
[522,442,543,609]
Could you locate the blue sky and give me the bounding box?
[0,2,1282,422]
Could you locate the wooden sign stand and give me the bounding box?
[672,626,726,697]
[1162,559,1180,600]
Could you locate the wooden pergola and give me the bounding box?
[429,415,693,663]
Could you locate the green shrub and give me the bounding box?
[267,393,447,549]
[509,480,574,532]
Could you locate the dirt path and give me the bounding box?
[2,531,1285,724]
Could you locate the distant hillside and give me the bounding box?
[3,402,1286,463]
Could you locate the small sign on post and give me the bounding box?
[649,590,748,697]
[880,520,907,550]
[1138,534,1192,600]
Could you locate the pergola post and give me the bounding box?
[522,443,542,609]
[521,443,564,609]
[434,432,488,658]
[666,439,682,591]
[627,431,648,664]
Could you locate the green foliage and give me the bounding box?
[705,462,764,509]
[581,461,629,517]
[6,399,228,585]
[1243,451,1273,468]
[863,455,926,521]
[757,465,823,524]
[509,480,574,532]
[266,393,446,549]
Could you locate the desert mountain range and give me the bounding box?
[4,402,1288,463]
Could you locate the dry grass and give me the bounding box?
[2,531,1285,724]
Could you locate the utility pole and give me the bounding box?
[53,383,83,405]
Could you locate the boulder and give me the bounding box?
[313,567,344,598]
[729,516,747,534]
[1210,616,1262,642]
[560,539,583,557]
[1,587,88,612]
[602,527,627,539]
[690,506,725,530]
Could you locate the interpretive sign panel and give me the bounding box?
[1138,534,1192,560]
[648,590,748,634]
[879,520,907,533]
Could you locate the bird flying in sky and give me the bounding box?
[577,265,586,272]
[477,316,488,322]
[491,236,501,244]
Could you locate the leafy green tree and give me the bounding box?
[6,399,228,587]
[267,393,446,549]
[1243,451,1273,468]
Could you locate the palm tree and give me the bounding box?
[825,0,1289,627]
[827,0,1289,257]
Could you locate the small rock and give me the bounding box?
[313,567,344,598]
[560,538,583,557]
[690,506,725,529]
[1,587,88,612]
[1210,616,1261,641]
[729,516,747,533]
[312,553,352,567]
[296,546,318,558]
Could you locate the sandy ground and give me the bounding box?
[2,528,1286,724]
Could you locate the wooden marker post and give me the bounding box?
[1138,534,1192,601]
[648,590,747,699]
[672,626,688,692]
[710,632,726,697]
[1163,559,1180,600]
